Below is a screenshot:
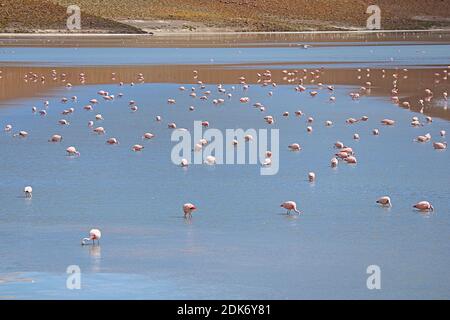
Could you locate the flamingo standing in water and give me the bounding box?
[433,142,447,150]
[143,132,155,139]
[81,229,102,245]
[24,186,33,198]
[66,146,80,156]
[49,134,62,142]
[331,157,338,168]
[413,201,434,212]
[183,203,197,218]
[132,144,144,152]
[376,196,392,207]
[106,138,119,145]
[93,127,106,135]
[280,201,301,215]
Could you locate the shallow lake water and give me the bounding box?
[0,34,450,299]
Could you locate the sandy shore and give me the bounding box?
[1,30,450,48]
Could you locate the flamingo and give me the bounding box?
[433,142,447,150]
[93,127,106,135]
[344,156,357,164]
[280,201,301,215]
[106,138,119,145]
[261,158,272,167]
[376,196,392,207]
[49,134,62,142]
[81,229,101,245]
[381,119,395,126]
[415,134,431,143]
[66,146,80,156]
[180,159,189,167]
[132,144,144,152]
[183,203,197,218]
[24,186,33,198]
[331,157,338,168]
[413,201,434,212]
[288,143,301,151]
[14,131,28,138]
[205,155,216,165]
[244,134,253,142]
[143,132,155,140]
[334,141,344,149]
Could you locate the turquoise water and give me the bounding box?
[0,42,450,299]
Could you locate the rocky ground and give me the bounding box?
[1,0,450,33]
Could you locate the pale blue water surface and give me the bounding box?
[0,40,450,299]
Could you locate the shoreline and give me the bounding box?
[2,29,450,49]
[1,29,450,37]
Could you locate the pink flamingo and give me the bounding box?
[66,146,80,156]
[413,201,434,212]
[81,229,102,245]
[376,196,392,207]
[132,144,144,152]
[49,134,62,142]
[183,203,197,218]
[280,201,301,215]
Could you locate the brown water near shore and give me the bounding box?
[1,64,448,121]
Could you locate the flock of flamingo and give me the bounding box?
[3,65,448,245]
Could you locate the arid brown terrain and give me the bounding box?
[1,0,450,33]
